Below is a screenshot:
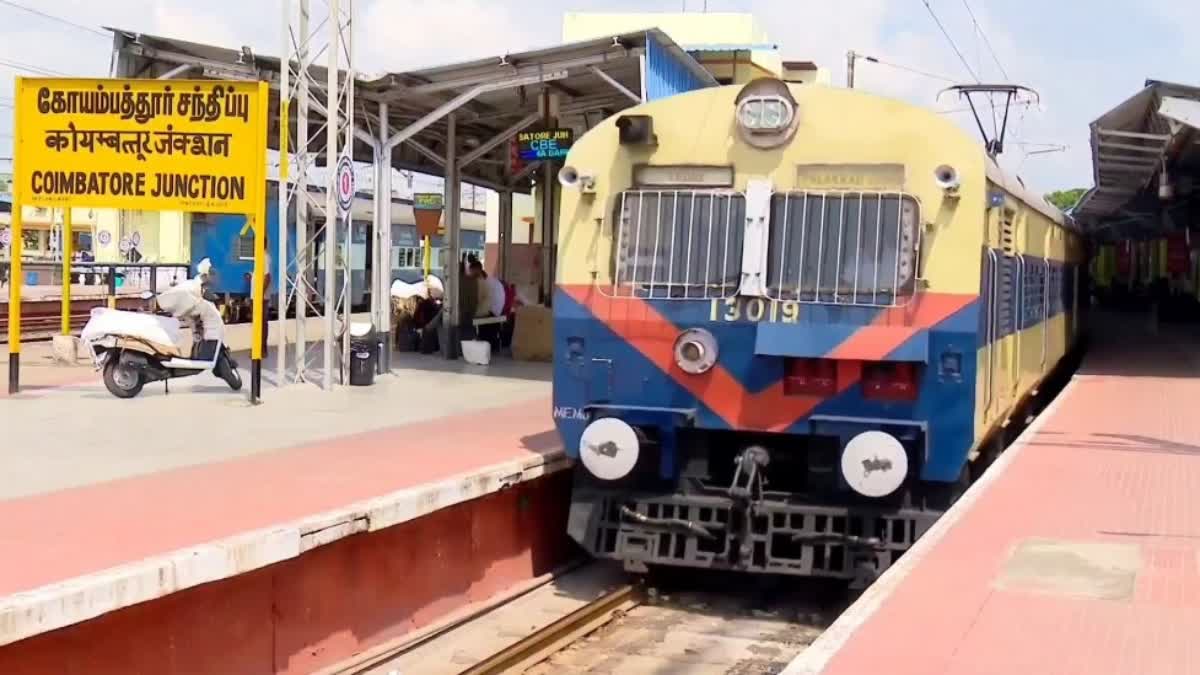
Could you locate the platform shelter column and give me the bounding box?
[442,113,460,360]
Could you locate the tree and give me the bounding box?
[1044,188,1087,212]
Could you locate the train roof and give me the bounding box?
[984,159,1072,229]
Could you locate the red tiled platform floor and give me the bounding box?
[0,397,558,598]
[814,314,1200,675]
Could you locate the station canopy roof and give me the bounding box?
[1075,79,1200,240]
[107,26,717,193]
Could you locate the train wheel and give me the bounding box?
[103,357,144,399]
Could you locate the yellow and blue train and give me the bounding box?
[552,77,1085,587]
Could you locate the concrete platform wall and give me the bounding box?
[0,471,576,675]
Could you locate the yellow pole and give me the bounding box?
[7,206,23,394]
[61,209,73,335]
[8,77,23,394]
[249,80,269,404]
[423,235,431,277]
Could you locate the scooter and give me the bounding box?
[81,261,242,399]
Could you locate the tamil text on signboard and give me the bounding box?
[412,192,443,210]
[412,192,444,237]
[517,128,574,162]
[14,78,267,213]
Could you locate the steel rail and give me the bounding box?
[458,584,641,675]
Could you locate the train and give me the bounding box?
[191,180,485,321]
[551,77,1086,588]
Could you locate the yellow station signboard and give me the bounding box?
[13,78,268,214]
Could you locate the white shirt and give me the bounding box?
[486,275,505,316]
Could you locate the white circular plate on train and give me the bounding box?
[579,418,640,481]
[841,431,908,498]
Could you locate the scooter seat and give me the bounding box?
[113,336,186,358]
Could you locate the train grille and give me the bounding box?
[766,191,920,307]
[608,190,746,300]
[605,189,920,307]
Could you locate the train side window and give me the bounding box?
[236,229,255,261]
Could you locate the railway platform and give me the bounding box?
[0,347,571,675]
[786,311,1200,675]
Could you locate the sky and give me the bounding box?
[1,0,1198,196]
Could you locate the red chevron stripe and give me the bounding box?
[561,285,974,432]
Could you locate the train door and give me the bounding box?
[992,206,1019,421]
[1007,208,1024,405]
[983,204,1004,427]
[1040,235,1050,378]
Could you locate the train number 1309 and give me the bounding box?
[709,297,800,323]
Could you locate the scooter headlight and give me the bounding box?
[674,327,718,375]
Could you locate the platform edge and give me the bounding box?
[0,447,569,648]
[780,378,1080,675]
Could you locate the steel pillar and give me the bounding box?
[292,0,311,384]
[322,0,341,389]
[442,113,460,359]
[539,91,558,305]
[499,190,513,282]
[280,0,352,390]
[376,102,393,374]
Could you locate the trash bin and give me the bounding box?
[348,322,377,386]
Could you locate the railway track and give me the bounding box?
[336,563,846,675]
[0,298,144,343]
[514,571,840,675]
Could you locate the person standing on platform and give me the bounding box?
[484,265,505,319]
[458,253,480,339]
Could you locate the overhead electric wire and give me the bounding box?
[864,56,957,83]
[0,0,108,38]
[959,0,1009,81]
[921,0,979,82]
[0,57,67,76]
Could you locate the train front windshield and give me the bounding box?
[610,189,919,306]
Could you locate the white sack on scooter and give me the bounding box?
[156,277,225,342]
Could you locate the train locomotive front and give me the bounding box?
[552,77,1074,588]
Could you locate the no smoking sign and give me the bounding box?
[336,155,355,216]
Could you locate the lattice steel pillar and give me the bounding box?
[280,0,354,390]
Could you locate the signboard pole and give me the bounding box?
[61,208,73,335]
[7,207,22,395]
[7,78,23,394]
[423,235,431,276]
[250,81,269,404]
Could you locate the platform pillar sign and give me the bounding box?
[413,192,443,277]
[7,77,270,396]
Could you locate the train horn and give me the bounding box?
[934,164,961,193]
[559,165,595,192]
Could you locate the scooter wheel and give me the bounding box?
[215,354,242,391]
[103,357,144,399]
[224,365,243,392]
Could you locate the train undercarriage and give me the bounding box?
[567,427,961,590]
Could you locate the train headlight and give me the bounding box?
[737,96,794,131]
[734,78,801,149]
[579,417,640,481]
[840,430,908,498]
[674,327,718,375]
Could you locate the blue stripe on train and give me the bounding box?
[552,289,979,483]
